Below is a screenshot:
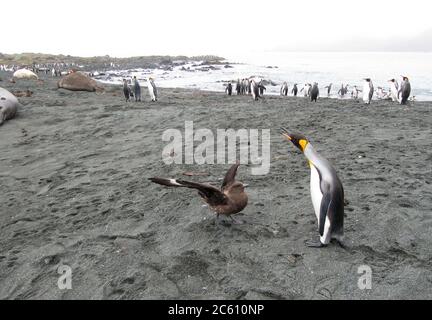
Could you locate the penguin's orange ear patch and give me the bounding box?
[299,139,308,151]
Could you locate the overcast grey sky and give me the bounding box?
[2,0,432,57]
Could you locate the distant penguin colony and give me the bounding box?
[205,73,413,105]
[1,59,415,107]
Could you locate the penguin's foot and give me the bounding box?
[306,239,326,248]
[331,238,350,251]
[331,238,345,248]
[229,216,244,225]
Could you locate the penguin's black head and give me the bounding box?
[281,128,309,152]
[364,78,371,82]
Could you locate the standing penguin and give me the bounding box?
[310,82,319,102]
[122,79,131,102]
[147,77,158,102]
[292,83,298,97]
[236,79,241,95]
[133,76,141,102]
[242,79,248,95]
[399,76,411,105]
[258,81,266,96]
[338,83,349,97]
[250,80,259,101]
[344,84,349,95]
[281,129,345,248]
[325,83,332,97]
[388,79,399,102]
[225,82,233,95]
[362,78,374,104]
[301,83,311,97]
[280,82,289,96]
[338,84,345,97]
[246,79,252,95]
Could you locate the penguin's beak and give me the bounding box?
[280,127,292,141]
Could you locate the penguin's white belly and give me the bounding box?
[310,164,322,222]
[390,86,399,102]
[363,85,370,102]
[148,85,155,99]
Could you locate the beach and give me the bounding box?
[0,72,431,300]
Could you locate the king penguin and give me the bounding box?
[310,82,319,102]
[251,79,259,101]
[399,76,411,105]
[388,79,399,102]
[147,77,158,102]
[362,78,373,104]
[281,129,345,248]
[301,83,311,97]
[281,82,289,96]
[292,84,298,97]
[325,83,332,97]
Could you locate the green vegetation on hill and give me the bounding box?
[0,52,225,67]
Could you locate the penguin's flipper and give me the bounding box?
[319,193,332,236]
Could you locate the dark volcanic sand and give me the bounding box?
[0,72,431,299]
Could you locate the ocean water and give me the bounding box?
[101,52,432,101]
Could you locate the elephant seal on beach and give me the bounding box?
[58,71,104,92]
[13,69,39,80]
[0,87,19,126]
